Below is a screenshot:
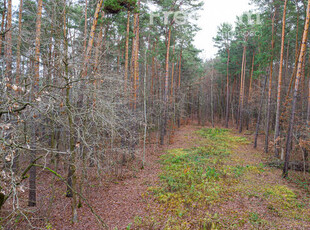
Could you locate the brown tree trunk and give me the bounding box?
[178,46,182,89]
[248,52,255,100]
[133,6,140,110]
[295,4,299,61]
[307,71,310,127]
[61,1,78,222]
[28,0,43,207]
[170,44,175,100]
[274,0,288,157]
[150,41,156,98]
[83,0,88,53]
[307,52,310,127]
[211,64,214,127]
[225,48,230,128]
[283,0,310,178]
[238,41,247,133]
[34,0,43,86]
[265,10,276,153]
[78,0,103,108]
[93,12,105,75]
[0,0,6,56]
[124,11,130,95]
[246,52,255,130]
[130,14,137,107]
[82,0,103,77]
[285,42,302,99]
[5,0,12,82]
[177,45,182,128]
[160,27,171,145]
[254,74,268,148]
[16,0,23,84]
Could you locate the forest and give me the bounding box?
[0,0,309,229]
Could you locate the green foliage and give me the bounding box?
[263,185,298,210]
[248,212,265,226]
[45,223,53,229]
[138,128,250,229]
[126,222,132,230]
[104,0,137,14]
[136,127,310,229]
[196,128,249,147]
[232,165,245,177]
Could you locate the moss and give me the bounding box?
[135,128,249,228]
[134,128,310,229]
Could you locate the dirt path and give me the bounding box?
[51,124,310,229]
[50,124,200,230]
[97,125,203,229]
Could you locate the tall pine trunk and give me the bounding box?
[124,11,130,95]
[238,42,247,133]
[265,10,276,153]
[28,0,43,207]
[274,0,288,157]
[254,74,268,148]
[160,27,171,145]
[283,0,310,178]
[133,5,140,110]
[5,0,12,82]
[225,49,230,128]
[0,0,6,56]
[177,45,182,128]
[307,54,310,127]
[78,0,103,107]
[15,0,23,84]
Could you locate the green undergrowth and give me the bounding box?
[131,128,310,229]
[131,128,247,229]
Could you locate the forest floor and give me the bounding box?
[46,122,310,229]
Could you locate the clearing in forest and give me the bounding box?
[129,126,310,229]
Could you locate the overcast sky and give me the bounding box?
[194,0,255,60]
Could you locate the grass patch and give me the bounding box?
[135,128,249,229]
[134,128,310,229]
[196,128,249,147]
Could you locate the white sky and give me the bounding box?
[194,0,255,60]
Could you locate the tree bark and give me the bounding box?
[28,0,43,207]
[225,48,230,128]
[0,0,6,56]
[82,0,103,77]
[274,0,288,157]
[133,4,140,110]
[83,0,88,53]
[265,10,276,153]
[238,41,247,133]
[254,74,268,148]
[16,0,23,84]
[5,0,12,83]
[307,53,310,127]
[211,62,214,127]
[177,45,182,128]
[160,27,171,145]
[124,11,130,95]
[283,0,310,178]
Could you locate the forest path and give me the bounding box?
[52,123,199,230]
[94,124,202,229]
[53,123,310,229]
[130,124,310,229]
